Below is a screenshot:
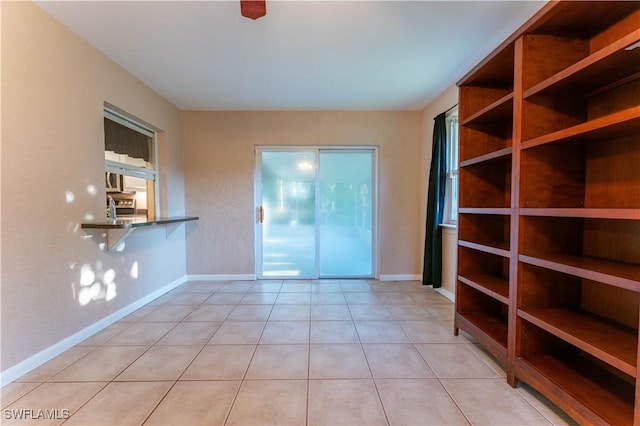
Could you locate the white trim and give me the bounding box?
[187,274,257,281]
[105,160,158,179]
[0,275,187,387]
[434,286,456,302]
[379,274,422,281]
[314,149,321,278]
[255,145,377,152]
[104,108,154,138]
[363,146,379,279]
[254,149,264,279]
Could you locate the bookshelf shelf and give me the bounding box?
[455,2,640,423]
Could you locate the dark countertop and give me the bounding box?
[81,216,199,229]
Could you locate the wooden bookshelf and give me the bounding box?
[458,207,511,215]
[455,2,640,423]
[519,254,640,292]
[458,240,509,258]
[460,93,513,129]
[515,355,634,425]
[523,31,640,98]
[520,208,640,220]
[455,309,508,366]
[459,275,509,304]
[458,213,510,250]
[518,308,637,376]
[520,107,640,150]
[459,160,511,209]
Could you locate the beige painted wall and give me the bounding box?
[1,2,188,375]
[441,226,459,299]
[183,111,423,277]
[420,85,459,297]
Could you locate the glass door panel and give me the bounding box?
[260,151,316,277]
[319,151,373,276]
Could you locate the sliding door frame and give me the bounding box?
[254,146,378,280]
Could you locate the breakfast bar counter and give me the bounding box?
[81,216,198,250]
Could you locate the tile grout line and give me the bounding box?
[306,294,312,426]
[436,377,474,426]
[64,283,222,425]
[9,279,551,426]
[59,380,112,425]
[222,297,268,426]
[360,340,391,426]
[138,379,179,426]
[509,383,558,426]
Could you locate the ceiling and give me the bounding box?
[35,0,546,111]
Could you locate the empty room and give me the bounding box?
[2,1,639,424]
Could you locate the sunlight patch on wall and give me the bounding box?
[130,261,139,279]
[66,181,125,306]
[71,261,118,306]
[67,222,81,235]
[86,184,97,196]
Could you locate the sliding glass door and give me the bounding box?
[258,150,317,277]
[256,148,376,279]
[318,151,373,276]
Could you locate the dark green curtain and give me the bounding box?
[422,113,447,287]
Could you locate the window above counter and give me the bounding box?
[104,108,158,221]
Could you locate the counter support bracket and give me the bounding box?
[166,222,181,238]
[106,228,134,251]
[81,216,199,252]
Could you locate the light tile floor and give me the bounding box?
[2,279,576,425]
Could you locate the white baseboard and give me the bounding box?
[433,286,455,302]
[187,274,257,281]
[0,275,187,387]
[189,274,428,282]
[378,274,421,281]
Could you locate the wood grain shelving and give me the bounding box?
[520,106,640,150]
[520,208,640,220]
[455,312,508,365]
[459,147,512,168]
[458,207,511,215]
[459,274,509,304]
[524,30,640,99]
[460,93,513,128]
[455,2,640,423]
[518,308,637,376]
[515,355,634,426]
[458,240,509,258]
[519,254,640,292]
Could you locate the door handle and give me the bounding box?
[258,206,264,224]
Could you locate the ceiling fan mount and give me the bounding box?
[240,0,266,20]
